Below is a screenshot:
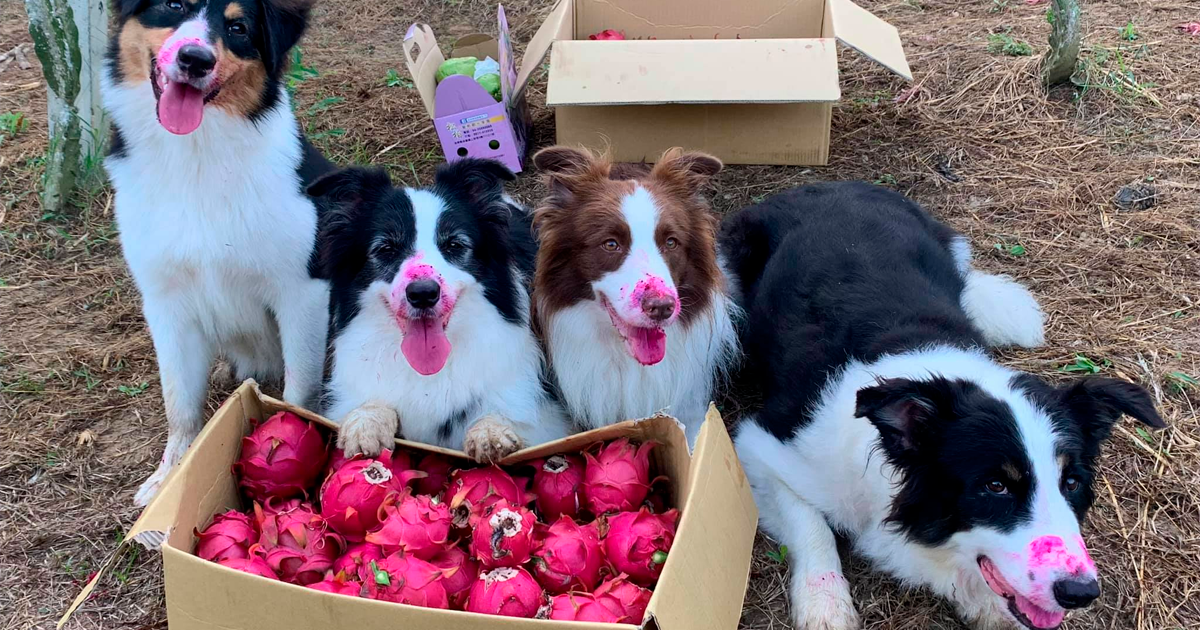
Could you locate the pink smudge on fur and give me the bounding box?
[1030,535,1092,576]
[157,37,206,68]
[627,275,679,315]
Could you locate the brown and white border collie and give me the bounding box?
[103,0,333,505]
[531,146,740,445]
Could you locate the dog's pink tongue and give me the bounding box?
[158,80,205,135]
[627,327,667,366]
[1014,595,1065,629]
[400,317,451,375]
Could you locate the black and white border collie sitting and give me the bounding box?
[720,182,1166,630]
[103,0,332,505]
[530,146,740,446]
[312,160,570,462]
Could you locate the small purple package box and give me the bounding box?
[404,6,535,173]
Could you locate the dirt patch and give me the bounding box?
[1,0,1197,629]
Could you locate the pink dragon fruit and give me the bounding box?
[582,439,654,514]
[332,543,385,583]
[414,453,454,497]
[531,516,605,594]
[256,503,344,585]
[594,574,653,622]
[365,492,452,560]
[465,567,544,618]
[448,466,529,527]
[365,552,455,609]
[195,510,258,563]
[430,545,479,609]
[234,411,328,501]
[258,497,306,516]
[531,454,585,521]
[588,29,625,41]
[218,555,280,580]
[320,457,421,541]
[470,500,537,569]
[540,592,627,622]
[307,575,362,597]
[326,447,356,476]
[603,508,678,585]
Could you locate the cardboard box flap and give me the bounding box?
[58,382,263,628]
[404,23,447,118]
[827,0,912,81]
[547,39,841,106]
[645,404,758,630]
[451,33,500,61]
[514,0,573,99]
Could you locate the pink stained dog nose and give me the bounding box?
[641,294,677,322]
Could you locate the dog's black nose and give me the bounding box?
[405,280,441,310]
[177,45,216,79]
[1052,578,1100,609]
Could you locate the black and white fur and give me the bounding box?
[103,0,332,505]
[312,160,570,462]
[720,183,1166,630]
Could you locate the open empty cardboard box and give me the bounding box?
[61,381,758,630]
[519,0,912,165]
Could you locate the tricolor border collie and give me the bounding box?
[531,146,740,445]
[720,182,1166,630]
[103,0,332,505]
[313,160,570,462]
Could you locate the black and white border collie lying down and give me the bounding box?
[720,182,1166,630]
[312,160,570,462]
[530,146,740,445]
[103,0,332,505]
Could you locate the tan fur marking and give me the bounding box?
[117,23,173,86]
[1002,462,1023,480]
[224,3,244,19]
[211,41,268,118]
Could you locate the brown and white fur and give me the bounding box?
[103,0,332,504]
[531,147,740,445]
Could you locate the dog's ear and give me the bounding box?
[308,167,391,281]
[855,378,944,465]
[650,147,722,195]
[434,158,515,225]
[534,146,599,178]
[532,146,610,232]
[259,0,314,77]
[1059,377,1166,445]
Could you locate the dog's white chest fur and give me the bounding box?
[545,292,738,443]
[105,80,319,350]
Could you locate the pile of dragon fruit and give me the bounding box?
[194,411,678,623]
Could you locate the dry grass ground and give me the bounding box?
[1,0,1197,629]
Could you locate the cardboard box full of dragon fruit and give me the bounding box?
[62,380,757,630]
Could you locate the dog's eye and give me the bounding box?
[1063,476,1081,493]
[371,243,394,258]
[166,0,185,11]
[984,480,1009,495]
[602,239,621,252]
[445,241,465,252]
[664,236,679,250]
[227,22,247,36]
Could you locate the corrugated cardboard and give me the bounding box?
[523,0,911,165]
[62,381,757,630]
[404,7,534,172]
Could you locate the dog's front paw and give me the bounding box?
[790,572,860,630]
[463,415,524,463]
[134,432,195,506]
[337,402,399,457]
